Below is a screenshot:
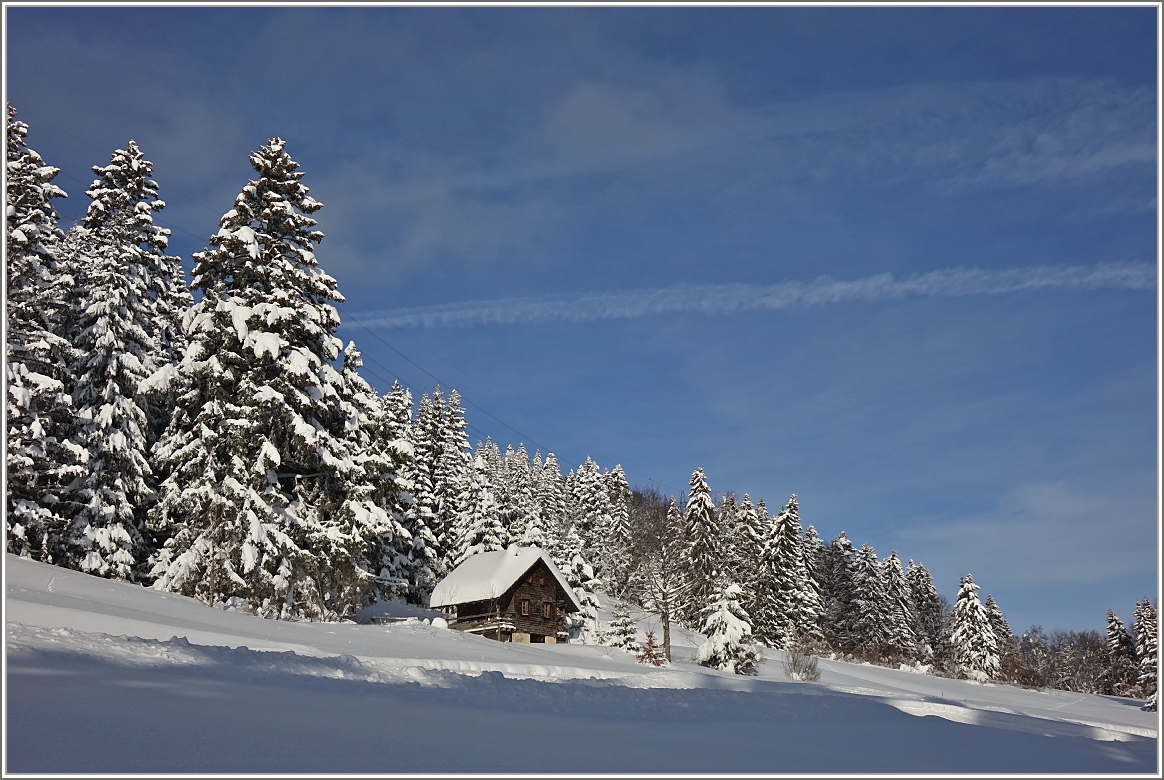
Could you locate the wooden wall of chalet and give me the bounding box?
[499,559,572,640]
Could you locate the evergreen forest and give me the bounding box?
[6,105,1156,708]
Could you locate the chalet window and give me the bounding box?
[542,602,553,619]
[520,599,530,616]
[538,574,545,586]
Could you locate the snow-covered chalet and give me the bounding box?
[429,546,581,643]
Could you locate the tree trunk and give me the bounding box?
[663,609,672,662]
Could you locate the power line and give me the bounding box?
[52,169,210,245]
[346,318,595,472]
[343,315,680,491]
[345,312,616,468]
[343,336,522,461]
[19,106,671,489]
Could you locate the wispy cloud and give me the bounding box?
[342,261,1156,329]
[310,74,1155,277]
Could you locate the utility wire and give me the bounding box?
[346,318,595,472]
[52,168,211,245]
[343,336,532,463]
[345,312,615,468]
[24,106,673,489]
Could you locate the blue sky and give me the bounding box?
[5,6,1158,632]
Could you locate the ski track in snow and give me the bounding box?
[5,555,1158,773]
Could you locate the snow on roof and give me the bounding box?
[429,546,583,612]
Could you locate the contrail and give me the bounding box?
[342,261,1156,330]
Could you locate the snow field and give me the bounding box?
[5,555,1158,773]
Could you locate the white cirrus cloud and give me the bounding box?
[342,261,1156,330]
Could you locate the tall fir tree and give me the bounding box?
[335,341,413,610]
[1134,598,1158,711]
[983,594,1013,656]
[716,492,740,582]
[950,574,1000,680]
[847,542,889,660]
[800,524,827,621]
[409,390,445,571]
[434,388,470,565]
[571,457,613,557]
[754,494,822,649]
[882,551,918,662]
[449,454,508,567]
[505,446,541,547]
[821,531,856,654]
[147,138,364,618]
[381,380,413,442]
[62,141,182,579]
[906,559,944,662]
[559,524,602,643]
[536,452,569,557]
[5,104,83,564]
[683,467,721,626]
[1104,609,1140,698]
[735,493,765,610]
[602,464,633,596]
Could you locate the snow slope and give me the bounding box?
[5,555,1158,773]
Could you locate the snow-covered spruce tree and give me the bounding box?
[801,525,827,622]
[560,524,602,643]
[683,467,721,626]
[821,531,856,655]
[410,391,446,569]
[716,492,739,578]
[449,454,508,567]
[1135,598,1158,711]
[401,388,445,603]
[906,559,943,662]
[847,542,889,661]
[75,140,191,441]
[5,104,84,563]
[1104,609,1140,697]
[696,582,763,675]
[753,494,822,650]
[984,594,1013,658]
[603,603,641,653]
[381,380,413,442]
[62,140,187,579]
[147,138,367,618]
[435,389,470,551]
[499,444,538,546]
[601,464,633,597]
[517,464,548,549]
[334,342,412,609]
[536,452,569,551]
[882,552,918,663]
[950,574,999,681]
[570,457,613,564]
[734,493,766,610]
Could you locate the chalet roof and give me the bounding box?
[429,545,583,612]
